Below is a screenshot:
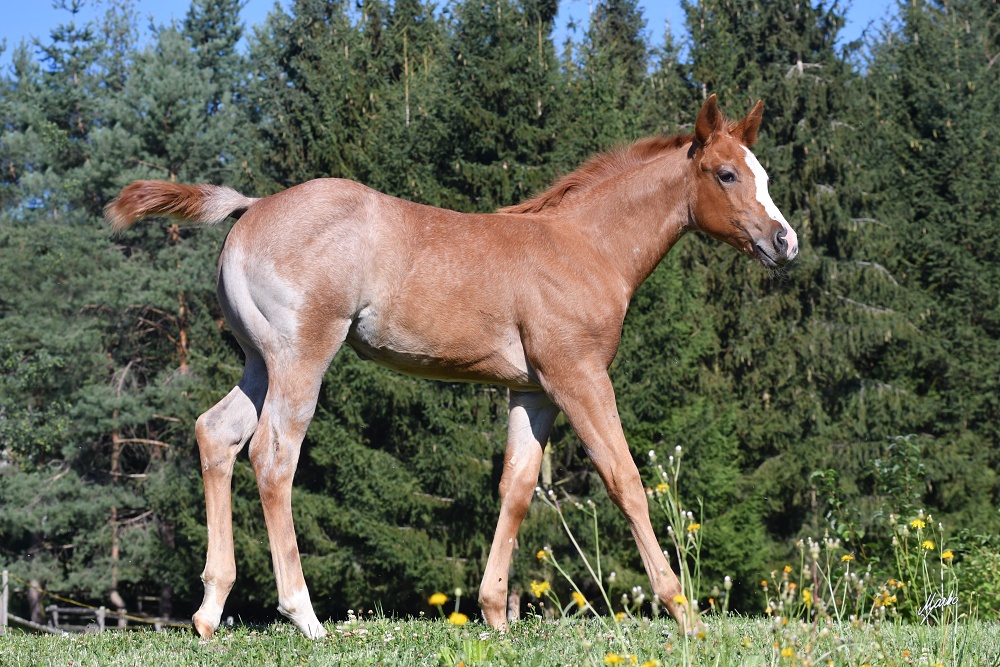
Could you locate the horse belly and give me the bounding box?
[345,307,538,388]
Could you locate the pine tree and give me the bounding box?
[0,0,256,621]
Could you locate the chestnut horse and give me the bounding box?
[105,95,798,639]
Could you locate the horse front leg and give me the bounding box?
[479,391,558,630]
[541,364,695,635]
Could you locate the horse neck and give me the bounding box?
[566,149,691,296]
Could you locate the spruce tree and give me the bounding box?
[677,0,930,599]
[864,0,1000,536]
[437,0,563,211]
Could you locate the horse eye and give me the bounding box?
[718,170,737,184]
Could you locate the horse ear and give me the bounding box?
[695,94,722,146]
[733,99,764,147]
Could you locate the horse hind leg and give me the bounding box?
[247,329,349,640]
[191,354,267,639]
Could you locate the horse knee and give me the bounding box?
[603,465,644,510]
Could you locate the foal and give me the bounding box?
[106,95,798,639]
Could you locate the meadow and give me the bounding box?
[5,448,998,667]
[4,613,1000,667]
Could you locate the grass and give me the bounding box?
[3,614,1000,666]
[7,447,998,666]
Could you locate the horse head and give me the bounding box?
[688,94,799,268]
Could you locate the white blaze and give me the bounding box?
[742,147,799,259]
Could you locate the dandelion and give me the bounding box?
[572,591,588,607]
[536,549,548,562]
[428,593,448,606]
[761,580,769,588]
[640,661,661,667]
[656,483,669,494]
[942,549,954,561]
[530,580,551,598]
[605,653,625,665]
[615,611,626,622]
[922,540,935,550]
[841,554,854,562]
[448,612,468,626]
[910,518,926,530]
[802,590,813,607]
[672,594,687,605]
[783,565,792,574]
[686,522,701,532]
[781,647,794,658]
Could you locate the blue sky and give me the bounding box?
[2,0,896,69]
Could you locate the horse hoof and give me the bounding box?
[192,613,216,639]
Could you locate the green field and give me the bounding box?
[4,615,1000,667]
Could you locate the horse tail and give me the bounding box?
[104,180,259,234]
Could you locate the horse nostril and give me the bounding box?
[774,229,788,255]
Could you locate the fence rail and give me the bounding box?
[1,570,192,635]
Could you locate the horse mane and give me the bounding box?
[498,133,695,215]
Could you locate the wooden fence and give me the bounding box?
[1,570,191,635]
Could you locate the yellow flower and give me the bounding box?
[656,483,669,494]
[672,594,687,605]
[942,550,954,561]
[802,590,813,607]
[910,518,926,530]
[686,522,701,532]
[640,661,661,667]
[615,611,626,622]
[781,647,794,658]
[922,540,935,550]
[530,580,551,598]
[604,654,625,666]
[761,579,768,587]
[572,591,587,607]
[428,593,448,606]
[536,549,548,562]
[783,565,792,574]
[627,656,638,665]
[448,612,468,626]
[841,554,854,562]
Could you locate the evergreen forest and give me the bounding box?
[1,0,998,625]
